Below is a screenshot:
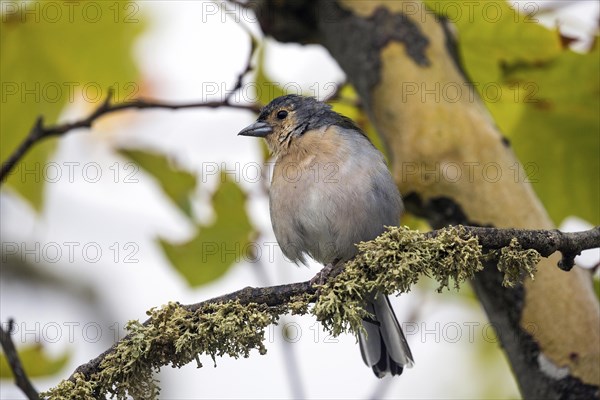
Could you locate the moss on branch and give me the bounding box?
[43,302,282,399]
[313,226,486,336]
[44,225,543,400]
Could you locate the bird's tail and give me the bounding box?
[358,294,414,378]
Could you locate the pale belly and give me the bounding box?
[269,157,402,265]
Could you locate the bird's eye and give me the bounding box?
[276,110,288,120]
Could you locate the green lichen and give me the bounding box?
[40,373,96,400]
[43,301,280,400]
[287,293,313,315]
[43,225,542,399]
[313,226,484,337]
[496,238,540,287]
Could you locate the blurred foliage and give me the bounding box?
[1,0,143,210]
[121,148,253,287]
[0,344,69,378]
[120,149,196,217]
[160,173,254,287]
[400,213,432,233]
[425,0,599,225]
[503,48,599,226]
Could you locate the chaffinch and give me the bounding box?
[238,94,414,377]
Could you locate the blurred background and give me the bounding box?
[1,1,598,399]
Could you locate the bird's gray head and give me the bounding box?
[237,94,360,153]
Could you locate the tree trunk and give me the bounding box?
[249,1,600,398]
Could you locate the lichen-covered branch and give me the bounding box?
[42,225,599,400]
[427,226,600,271]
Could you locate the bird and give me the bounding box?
[238,94,414,377]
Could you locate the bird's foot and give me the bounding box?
[310,261,339,286]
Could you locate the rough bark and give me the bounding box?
[249,1,600,398]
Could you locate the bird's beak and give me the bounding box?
[238,121,273,138]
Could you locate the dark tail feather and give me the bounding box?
[358,295,414,378]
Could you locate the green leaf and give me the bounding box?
[160,173,254,287]
[504,47,599,225]
[120,149,196,217]
[0,344,69,378]
[425,1,561,84]
[1,0,143,210]
[424,1,599,224]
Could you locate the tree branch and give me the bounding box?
[427,226,600,271]
[0,319,40,400]
[60,226,599,391]
[70,281,314,383]
[0,37,260,185]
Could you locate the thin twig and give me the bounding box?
[0,320,40,400]
[0,38,261,184]
[427,226,600,271]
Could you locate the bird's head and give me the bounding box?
[238,95,358,155]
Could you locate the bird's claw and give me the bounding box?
[310,262,336,286]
